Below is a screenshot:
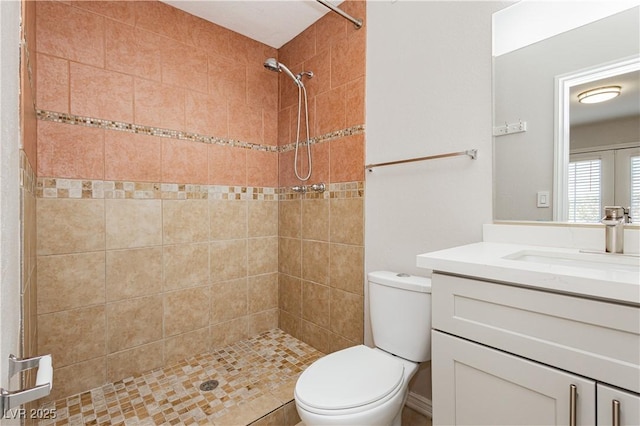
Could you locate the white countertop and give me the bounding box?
[417,242,640,305]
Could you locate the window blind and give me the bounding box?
[568,159,601,223]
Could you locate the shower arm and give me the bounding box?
[315,0,363,29]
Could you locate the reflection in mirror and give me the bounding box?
[564,66,639,223]
[493,3,640,223]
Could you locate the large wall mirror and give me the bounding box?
[493,2,640,223]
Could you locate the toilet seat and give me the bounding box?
[295,345,405,415]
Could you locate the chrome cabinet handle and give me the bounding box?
[569,384,577,426]
[612,399,620,426]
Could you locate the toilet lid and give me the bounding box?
[295,345,404,411]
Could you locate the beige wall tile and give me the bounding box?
[164,286,210,337]
[214,401,262,426]
[106,341,164,382]
[107,295,163,353]
[302,199,329,241]
[301,320,331,354]
[301,240,329,285]
[251,405,285,426]
[163,200,209,244]
[246,394,282,422]
[330,289,363,343]
[329,332,356,354]
[210,199,247,240]
[105,199,162,249]
[37,305,106,368]
[248,273,278,313]
[23,277,38,360]
[278,200,300,239]
[22,190,37,291]
[329,243,364,295]
[248,309,278,336]
[329,198,363,245]
[210,239,247,282]
[210,317,248,349]
[278,273,301,317]
[248,237,278,275]
[163,242,209,291]
[278,237,300,277]
[283,399,302,426]
[278,310,301,340]
[47,357,106,403]
[106,247,162,301]
[37,199,105,255]
[37,251,105,313]
[269,379,297,404]
[248,200,277,237]
[164,327,210,366]
[210,278,247,324]
[302,281,330,328]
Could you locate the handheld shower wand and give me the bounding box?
[264,58,314,181]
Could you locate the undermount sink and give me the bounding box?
[503,250,640,273]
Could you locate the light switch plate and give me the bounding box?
[537,191,550,208]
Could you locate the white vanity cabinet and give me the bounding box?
[430,272,640,426]
[433,331,596,425]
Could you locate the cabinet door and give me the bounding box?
[433,331,596,426]
[597,384,640,426]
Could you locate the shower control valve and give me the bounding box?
[292,185,307,193]
[308,183,325,193]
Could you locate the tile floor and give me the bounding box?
[39,329,432,426]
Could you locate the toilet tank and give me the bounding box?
[368,271,431,363]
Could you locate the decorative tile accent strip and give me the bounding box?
[37,178,362,201]
[39,329,323,426]
[37,110,278,153]
[36,178,279,201]
[278,181,364,200]
[20,150,36,195]
[36,110,364,153]
[279,124,366,152]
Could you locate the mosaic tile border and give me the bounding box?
[36,178,278,200]
[36,178,364,200]
[20,150,36,195]
[278,181,364,200]
[37,110,364,153]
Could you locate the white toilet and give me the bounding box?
[294,271,432,426]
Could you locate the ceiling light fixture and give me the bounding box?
[577,85,621,104]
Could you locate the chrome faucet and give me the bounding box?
[601,206,630,254]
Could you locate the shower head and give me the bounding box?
[264,58,303,87]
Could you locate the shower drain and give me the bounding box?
[199,379,219,391]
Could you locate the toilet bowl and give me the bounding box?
[294,271,432,426]
[295,345,418,426]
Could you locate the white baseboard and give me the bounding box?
[406,391,432,419]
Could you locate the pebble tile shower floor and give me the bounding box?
[39,329,323,426]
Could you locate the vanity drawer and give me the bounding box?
[432,273,640,393]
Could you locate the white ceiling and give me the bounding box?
[570,70,640,127]
[161,0,344,49]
